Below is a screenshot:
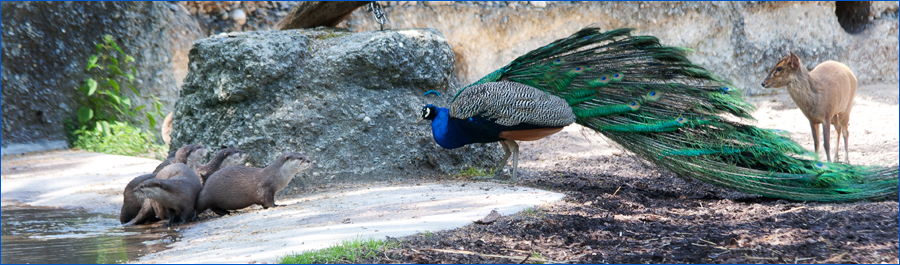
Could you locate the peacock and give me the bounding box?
[418,26,899,202]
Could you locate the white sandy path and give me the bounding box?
[138,182,561,264]
[1,150,162,212]
[0,150,564,264]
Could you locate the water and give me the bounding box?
[1,205,179,264]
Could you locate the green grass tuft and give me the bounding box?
[529,251,546,264]
[316,31,345,40]
[278,237,396,264]
[455,166,496,178]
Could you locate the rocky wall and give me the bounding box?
[1,2,204,155]
[340,1,899,95]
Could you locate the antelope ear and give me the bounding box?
[789,51,800,69]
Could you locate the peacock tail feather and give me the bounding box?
[453,26,898,202]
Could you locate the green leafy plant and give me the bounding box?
[76,34,163,128]
[278,237,396,264]
[70,34,166,158]
[71,121,166,158]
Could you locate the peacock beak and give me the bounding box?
[415,116,424,123]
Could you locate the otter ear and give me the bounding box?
[789,51,800,69]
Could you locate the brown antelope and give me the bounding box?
[761,52,857,163]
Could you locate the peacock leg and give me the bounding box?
[495,140,512,178]
[506,140,520,183]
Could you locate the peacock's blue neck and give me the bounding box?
[430,107,476,149]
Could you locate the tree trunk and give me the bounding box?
[276,1,370,30]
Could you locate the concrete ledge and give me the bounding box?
[1,140,69,156]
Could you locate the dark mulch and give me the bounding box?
[358,153,898,264]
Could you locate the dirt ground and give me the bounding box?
[354,84,899,264]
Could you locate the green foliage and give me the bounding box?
[71,120,167,158]
[70,34,166,157]
[455,166,496,178]
[278,237,396,264]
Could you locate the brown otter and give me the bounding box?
[152,144,207,173]
[118,173,158,224]
[119,144,207,225]
[195,148,248,184]
[127,163,202,226]
[195,152,311,216]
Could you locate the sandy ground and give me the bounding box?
[0,150,563,264]
[136,181,562,264]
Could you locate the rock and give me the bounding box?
[231,9,247,25]
[424,1,452,7]
[169,28,502,187]
[529,1,547,8]
[0,2,203,154]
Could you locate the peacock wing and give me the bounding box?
[449,81,575,127]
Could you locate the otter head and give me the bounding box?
[415,105,438,123]
[174,144,207,171]
[133,179,169,201]
[761,51,802,89]
[279,152,312,178]
[219,148,249,168]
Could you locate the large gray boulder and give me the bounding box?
[169,28,502,186]
[1,2,203,155]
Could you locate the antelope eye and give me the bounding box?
[776,67,782,72]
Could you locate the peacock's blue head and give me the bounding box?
[416,104,438,123]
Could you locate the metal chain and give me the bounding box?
[366,2,386,31]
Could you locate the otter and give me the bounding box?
[195,148,248,184]
[127,163,202,226]
[119,144,207,225]
[195,152,311,216]
[118,173,158,224]
[152,144,207,173]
